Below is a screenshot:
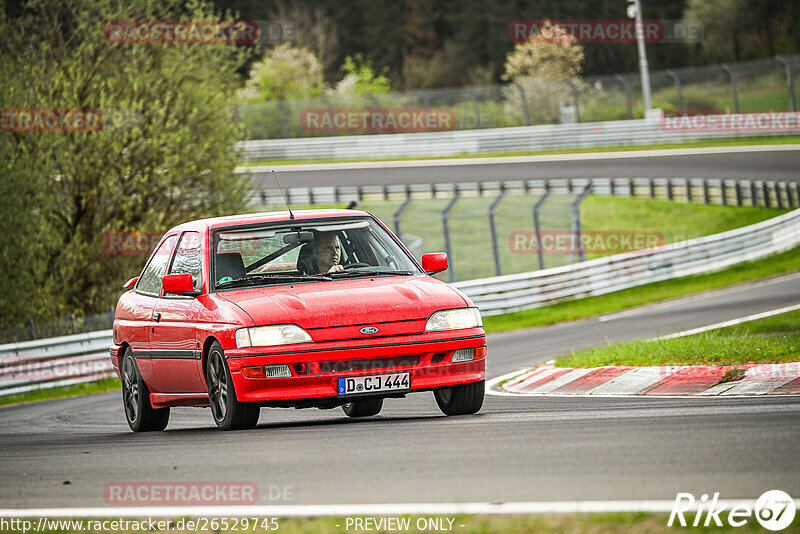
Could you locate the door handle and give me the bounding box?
[153,312,161,322]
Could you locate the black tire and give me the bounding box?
[206,342,259,430]
[342,397,383,417]
[121,348,169,432]
[434,380,484,416]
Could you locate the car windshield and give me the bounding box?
[211,216,422,289]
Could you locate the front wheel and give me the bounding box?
[342,397,383,417]
[121,348,169,432]
[207,342,260,430]
[434,380,484,416]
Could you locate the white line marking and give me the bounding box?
[4,499,800,517]
[238,144,800,173]
[654,302,800,340]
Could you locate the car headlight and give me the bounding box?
[425,308,482,332]
[235,325,312,348]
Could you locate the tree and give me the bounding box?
[501,22,585,125]
[0,0,248,328]
[684,0,751,61]
[331,54,391,96]
[237,44,324,101]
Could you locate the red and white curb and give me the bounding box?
[488,361,800,397]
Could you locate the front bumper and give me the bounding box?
[225,329,486,403]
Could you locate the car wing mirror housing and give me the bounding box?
[123,276,139,289]
[421,253,448,274]
[162,273,199,296]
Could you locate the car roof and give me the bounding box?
[165,209,373,234]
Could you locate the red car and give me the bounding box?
[110,209,486,431]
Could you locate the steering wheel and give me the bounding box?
[342,262,371,269]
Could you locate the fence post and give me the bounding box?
[735,180,742,206]
[513,82,531,125]
[649,177,656,199]
[393,197,413,238]
[720,64,740,113]
[666,70,684,113]
[466,87,481,129]
[26,319,36,340]
[720,179,728,206]
[568,79,581,123]
[703,179,710,205]
[686,178,693,203]
[571,183,592,263]
[277,101,292,138]
[442,195,461,283]
[667,178,674,201]
[614,74,633,120]
[488,190,508,276]
[533,183,552,271]
[775,56,797,111]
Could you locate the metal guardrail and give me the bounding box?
[0,330,114,397]
[454,207,800,316]
[246,177,800,210]
[4,205,799,396]
[236,112,799,161]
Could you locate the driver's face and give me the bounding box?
[312,235,341,272]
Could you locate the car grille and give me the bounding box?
[316,356,421,374]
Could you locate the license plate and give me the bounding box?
[337,372,410,396]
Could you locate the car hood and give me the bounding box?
[217,275,468,330]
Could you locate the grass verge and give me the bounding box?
[555,310,800,368]
[0,513,783,533]
[238,135,800,167]
[0,377,120,408]
[483,244,800,334]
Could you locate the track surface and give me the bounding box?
[1,273,799,508]
[248,147,800,189]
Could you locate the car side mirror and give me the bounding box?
[421,253,448,274]
[162,273,198,296]
[123,276,139,289]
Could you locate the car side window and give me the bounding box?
[168,232,202,290]
[136,235,176,295]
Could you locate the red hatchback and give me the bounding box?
[110,209,486,431]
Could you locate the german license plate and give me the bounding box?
[337,372,410,396]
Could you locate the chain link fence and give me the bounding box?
[236,56,799,140]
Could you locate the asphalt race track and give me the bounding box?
[1,273,799,508]
[247,146,800,189]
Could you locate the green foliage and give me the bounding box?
[332,54,391,96]
[238,44,324,101]
[0,0,248,328]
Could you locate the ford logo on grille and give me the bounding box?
[360,326,379,334]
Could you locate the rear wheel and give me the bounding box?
[342,397,383,417]
[121,348,169,432]
[434,380,484,416]
[207,342,259,430]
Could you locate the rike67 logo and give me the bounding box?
[669,490,796,530]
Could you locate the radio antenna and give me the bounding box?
[272,169,294,219]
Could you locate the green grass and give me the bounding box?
[483,244,800,333]
[238,135,800,167]
[0,377,120,408]
[555,310,800,368]
[4,513,789,533]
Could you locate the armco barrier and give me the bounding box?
[245,177,800,209]
[236,112,798,161]
[3,208,799,396]
[0,330,114,397]
[454,207,800,316]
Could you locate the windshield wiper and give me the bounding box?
[217,273,331,288]
[329,269,415,278]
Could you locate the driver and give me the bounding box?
[312,232,344,273]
